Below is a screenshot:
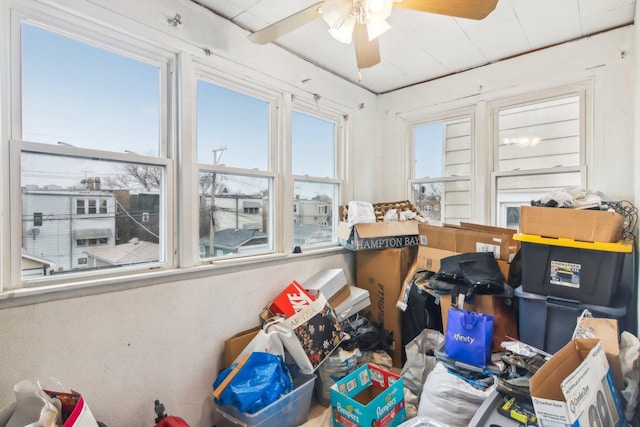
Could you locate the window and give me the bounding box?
[291,108,342,248]
[196,77,274,259]
[410,114,473,224]
[3,4,350,294]
[11,14,172,285]
[76,200,86,215]
[491,89,586,228]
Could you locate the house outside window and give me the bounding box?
[409,113,473,224]
[291,107,342,248]
[491,87,586,228]
[196,75,274,259]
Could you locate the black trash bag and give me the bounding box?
[402,270,443,365]
[428,252,513,304]
[339,315,393,352]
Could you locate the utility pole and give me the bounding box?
[209,146,227,256]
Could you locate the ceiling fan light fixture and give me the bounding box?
[321,0,357,43]
[365,20,391,41]
[328,15,356,44]
[367,0,385,14]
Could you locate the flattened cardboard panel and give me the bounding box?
[357,247,416,367]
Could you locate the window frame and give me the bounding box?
[290,99,345,250]
[489,82,591,226]
[6,4,177,290]
[193,65,280,262]
[406,107,476,224]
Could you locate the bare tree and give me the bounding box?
[103,164,161,191]
[125,164,161,191]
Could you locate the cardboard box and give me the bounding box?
[573,317,624,391]
[519,205,624,243]
[530,339,626,427]
[334,286,371,321]
[330,363,406,427]
[329,284,352,309]
[269,280,315,318]
[357,247,416,367]
[418,222,519,262]
[396,223,516,313]
[338,221,420,251]
[223,325,261,368]
[303,268,349,300]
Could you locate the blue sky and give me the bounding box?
[21,24,159,154]
[414,121,443,178]
[21,23,337,198]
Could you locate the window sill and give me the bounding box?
[0,246,350,309]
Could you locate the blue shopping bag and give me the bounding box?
[445,308,494,367]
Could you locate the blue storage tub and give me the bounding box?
[515,286,627,354]
[214,374,316,427]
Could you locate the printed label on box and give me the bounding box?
[561,343,619,426]
[550,260,581,288]
[374,401,405,427]
[270,280,315,317]
[475,242,500,259]
[530,397,572,424]
[353,236,419,250]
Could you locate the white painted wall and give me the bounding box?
[0,1,638,427]
[0,253,356,426]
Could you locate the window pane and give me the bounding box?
[498,96,580,171]
[21,153,164,277]
[197,81,269,169]
[414,117,471,179]
[21,24,161,155]
[293,180,336,247]
[292,111,335,177]
[198,172,271,258]
[411,180,471,225]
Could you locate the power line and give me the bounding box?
[112,198,159,239]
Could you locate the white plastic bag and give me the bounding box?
[346,201,376,228]
[417,362,496,426]
[3,379,98,427]
[401,329,444,398]
[6,380,60,427]
[620,331,640,422]
[233,318,286,365]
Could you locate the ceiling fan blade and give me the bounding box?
[248,2,324,45]
[393,0,498,20]
[353,23,381,69]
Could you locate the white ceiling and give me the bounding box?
[191,0,636,94]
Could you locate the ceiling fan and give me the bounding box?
[248,0,499,70]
